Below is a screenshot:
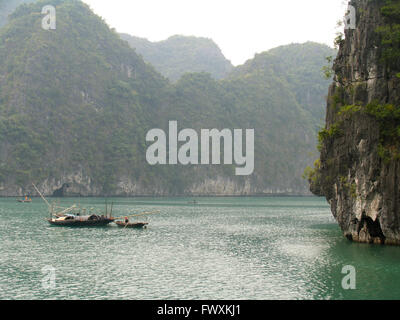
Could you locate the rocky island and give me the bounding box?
[309,0,400,244]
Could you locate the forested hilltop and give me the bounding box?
[120,34,234,82]
[0,0,335,196]
[0,0,36,27]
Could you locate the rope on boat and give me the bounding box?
[32,183,51,208]
[32,185,161,220]
[56,205,79,215]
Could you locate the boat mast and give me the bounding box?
[32,183,51,208]
[32,183,53,218]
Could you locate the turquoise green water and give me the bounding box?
[1,196,400,300]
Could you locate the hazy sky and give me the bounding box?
[82,0,348,66]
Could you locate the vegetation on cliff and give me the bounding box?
[378,0,400,68]
[0,0,36,27]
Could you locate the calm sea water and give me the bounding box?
[1,196,400,300]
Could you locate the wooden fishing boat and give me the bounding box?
[115,221,148,229]
[32,184,159,229]
[47,214,114,227]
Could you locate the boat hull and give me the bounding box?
[47,218,114,227]
[115,221,148,229]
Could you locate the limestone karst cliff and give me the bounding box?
[310,0,400,244]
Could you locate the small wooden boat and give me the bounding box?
[115,221,148,229]
[47,214,114,227]
[18,196,32,203]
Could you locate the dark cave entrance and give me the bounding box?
[359,216,386,243]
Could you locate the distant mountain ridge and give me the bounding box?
[0,0,336,196]
[121,33,335,124]
[120,33,234,82]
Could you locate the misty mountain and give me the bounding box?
[230,42,336,124]
[0,0,335,196]
[0,0,36,27]
[0,0,169,195]
[120,33,234,82]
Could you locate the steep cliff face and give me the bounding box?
[0,175,304,197]
[311,0,400,244]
